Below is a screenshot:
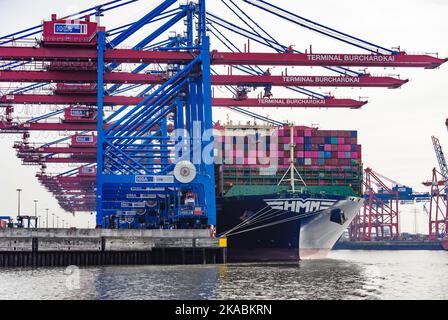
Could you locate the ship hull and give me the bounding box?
[216,193,363,262]
[299,198,363,259]
[442,239,448,251]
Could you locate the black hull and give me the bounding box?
[216,192,350,262]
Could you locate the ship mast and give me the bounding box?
[278,125,307,192]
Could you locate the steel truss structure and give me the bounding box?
[350,169,400,241]
[424,135,448,239]
[0,0,445,229]
[426,169,447,239]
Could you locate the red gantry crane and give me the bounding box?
[0,0,445,214]
[350,168,400,241]
[423,136,448,240]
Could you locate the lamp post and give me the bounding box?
[52,213,55,228]
[38,215,41,228]
[33,200,38,217]
[33,200,38,228]
[56,216,59,229]
[16,189,22,218]
[45,208,49,229]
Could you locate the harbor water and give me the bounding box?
[0,251,446,300]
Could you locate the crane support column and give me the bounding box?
[96,28,106,227]
[199,0,216,226]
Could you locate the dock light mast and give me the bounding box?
[16,189,22,218]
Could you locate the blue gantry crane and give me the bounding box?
[96,1,217,228]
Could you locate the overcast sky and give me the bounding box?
[0,0,446,230]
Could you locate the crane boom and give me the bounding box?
[0,71,408,88]
[0,94,367,109]
[0,47,445,68]
[431,136,448,180]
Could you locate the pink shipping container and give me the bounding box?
[226,150,235,157]
[316,137,325,144]
[295,137,304,144]
[248,158,257,165]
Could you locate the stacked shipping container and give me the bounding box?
[277,126,361,167]
[215,124,363,195]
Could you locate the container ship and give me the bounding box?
[214,123,365,261]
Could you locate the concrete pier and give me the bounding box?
[0,229,226,267]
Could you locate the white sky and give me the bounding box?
[0,0,446,230]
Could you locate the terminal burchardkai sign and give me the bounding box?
[307,54,396,62]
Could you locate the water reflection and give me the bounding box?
[0,251,446,300]
[92,265,220,300]
[214,260,376,300]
